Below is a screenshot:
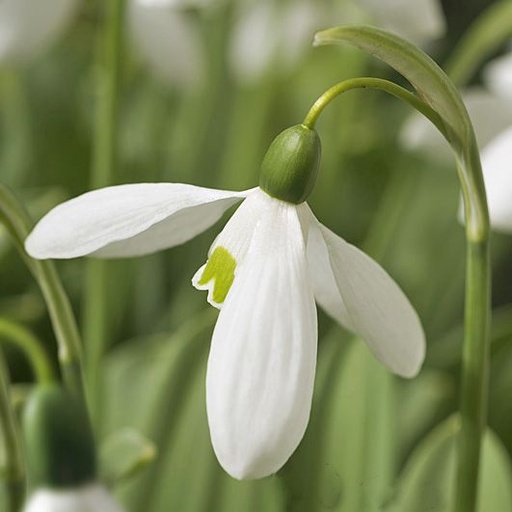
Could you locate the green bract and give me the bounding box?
[22,384,96,489]
[259,124,321,204]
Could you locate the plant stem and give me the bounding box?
[454,142,491,512]
[84,0,125,425]
[0,318,55,384]
[0,185,85,399]
[0,352,25,512]
[302,77,445,136]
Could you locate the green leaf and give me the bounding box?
[314,25,470,149]
[387,416,512,512]
[281,332,395,512]
[99,428,156,486]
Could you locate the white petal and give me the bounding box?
[305,217,353,329]
[128,1,205,89]
[477,127,512,234]
[24,483,124,512]
[192,188,269,308]
[25,183,249,259]
[484,52,512,100]
[319,223,425,378]
[359,0,445,44]
[206,197,317,479]
[0,0,78,64]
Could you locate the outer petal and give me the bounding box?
[25,183,250,259]
[0,0,78,64]
[359,0,445,44]
[206,196,317,479]
[305,216,353,329]
[24,483,124,512]
[318,221,425,378]
[128,0,204,89]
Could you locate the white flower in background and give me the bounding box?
[229,0,322,84]
[0,0,78,64]
[128,0,207,89]
[229,0,445,85]
[24,484,124,512]
[25,125,425,480]
[356,0,446,44]
[400,51,512,232]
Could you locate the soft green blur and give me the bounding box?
[1,1,512,511]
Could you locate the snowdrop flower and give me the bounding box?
[25,125,425,479]
[128,0,206,89]
[0,0,78,65]
[23,384,124,511]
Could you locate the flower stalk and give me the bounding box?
[84,0,125,424]
[0,185,85,399]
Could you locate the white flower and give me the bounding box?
[25,181,425,479]
[24,483,124,512]
[128,0,206,89]
[0,0,78,64]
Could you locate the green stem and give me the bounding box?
[0,185,85,399]
[0,318,55,384]
[302,77,446,137]
[84,0,125,425]
[0,352,25,512]
[454,142,491,512]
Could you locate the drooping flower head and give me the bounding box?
[25,124,425,480]
[22,384,124,512]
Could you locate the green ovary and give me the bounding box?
[198,246,237,304]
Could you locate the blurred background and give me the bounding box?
[1,0,512,510]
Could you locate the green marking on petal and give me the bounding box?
[198,246,237,304]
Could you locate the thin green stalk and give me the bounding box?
[0,318,55,384]
[0,352,25,512]
[303,77,446,137]
[84,0,125,424]
[454,143,491,512]
[0,185,84,399]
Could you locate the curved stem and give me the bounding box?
[0,352,25,512]
[302,77,446,137]
[0,317,55,384]
[0,184,85,400]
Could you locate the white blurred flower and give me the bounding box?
[0,0,78,64]
[400,51,512,233]
[25,180,424,479]
[128,0,207,88]
[356,0,446,44]
[229,0,322,84]
[24,483,124,512]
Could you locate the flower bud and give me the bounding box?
[259,124,321,204]
[22,384,96,489]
